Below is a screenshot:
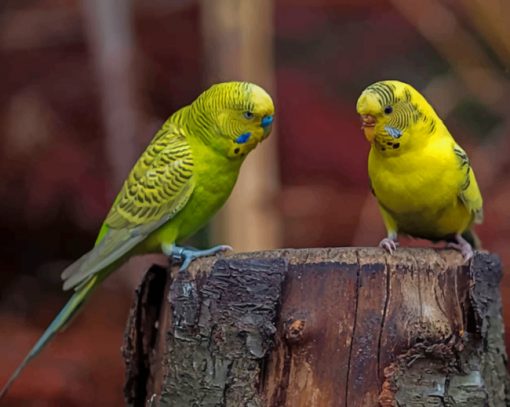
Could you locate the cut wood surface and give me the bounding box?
[123,248,510,406]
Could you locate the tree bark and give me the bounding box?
[82,0,142,191]
[122,248,510,406]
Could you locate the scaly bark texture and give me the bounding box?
[123,248,509,407]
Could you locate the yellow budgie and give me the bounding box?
[0,81,274,399]
[356,80,483,259]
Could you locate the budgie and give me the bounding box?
[0,81,275,399]
[356,80,483,260]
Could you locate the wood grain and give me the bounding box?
[123,248,510,406]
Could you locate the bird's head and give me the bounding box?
[191,81,275,158]
[356,80,437,154]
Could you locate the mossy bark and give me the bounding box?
[123,248,509,407]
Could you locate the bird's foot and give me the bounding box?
[168,244,232,272]
[447,234,473,263]
[379,237,399,254]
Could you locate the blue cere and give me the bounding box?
[261,115,273,128]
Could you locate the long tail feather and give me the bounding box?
[0,276,97,400]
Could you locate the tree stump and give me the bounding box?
[122,248,510,406]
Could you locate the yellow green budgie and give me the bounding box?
[356,80,483,260]
[0,81,274,399]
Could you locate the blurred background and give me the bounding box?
[1,0,509,405]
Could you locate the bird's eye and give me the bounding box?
[384,106,393,114]
[243,111,254,120]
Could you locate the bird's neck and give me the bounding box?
[175,104,220,144]
[173,104,244,164]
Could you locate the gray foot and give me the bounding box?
[170,245,232,272]
[447,234,474,262]
[379,237,399,254]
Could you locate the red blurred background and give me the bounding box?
[1,0,509,405]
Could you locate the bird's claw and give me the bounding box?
[171,245,232,272]
[379,237,399,254]
[447,236,473,263]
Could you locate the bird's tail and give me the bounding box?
[0,276,98,400]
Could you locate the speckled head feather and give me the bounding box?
[184,81,275,158]
[357,80,441,154]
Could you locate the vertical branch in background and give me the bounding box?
[82,0,141,191]
[389,0,510,116]
[200,0,282,251]
[389,0,510,186]
[462,0,510,66]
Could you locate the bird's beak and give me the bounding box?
[360,114,376,143]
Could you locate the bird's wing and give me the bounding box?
[61,122,195,290]
[453,144,483,224]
